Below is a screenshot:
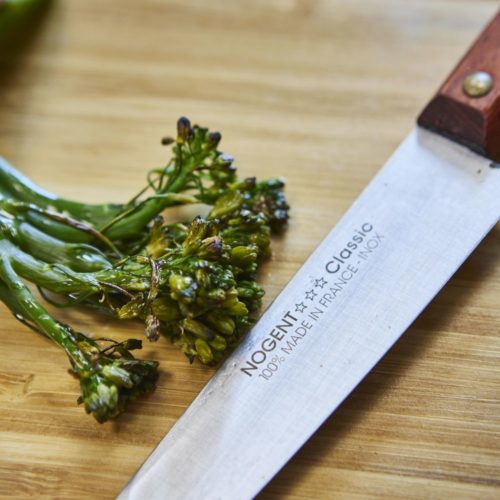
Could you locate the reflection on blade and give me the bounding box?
[119,128,500,500]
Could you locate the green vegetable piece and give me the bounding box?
[209,334,227,352]
[0,116,290,419]
[182,318,215,341]
[169,274,197,302]
[194,338,213,364]
[206,311,235,336]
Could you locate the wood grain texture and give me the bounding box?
[0,1,499,498]
[418,11,500,161]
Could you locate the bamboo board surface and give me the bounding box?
[0,1,499,498]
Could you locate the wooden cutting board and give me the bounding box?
[0,1,499,498]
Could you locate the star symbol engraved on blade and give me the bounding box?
[305,289,317,301]
[313,277,328,289]
[295,302,307,313]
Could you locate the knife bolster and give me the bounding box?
[418,11,500,162]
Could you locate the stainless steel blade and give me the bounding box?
[119,127,500,500]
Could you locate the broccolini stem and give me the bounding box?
[0,214,112,272]
[0,255,160,423]
[19,209,95,243]
[0,199,122,255]
[98,193,198,241]
[0,277,32,319]
[0,238,101,294]
[0,159,199,243]
[0,237,154,298]
[0,157,123,226]
[0,255,92,370]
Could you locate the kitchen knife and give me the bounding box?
[119,12,500,500]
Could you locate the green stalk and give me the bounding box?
[0,238,99,294]
[0,198,122,255]
[0,256,159,423]
[0,276,33,319]
[0,157,123,226]
[19,209,96,243]
[0,237,152,297]
[0,214,112,272]
[99,193,198,241]
[0,118,230,243]
[0,256,92,369]
[0,158,199,243]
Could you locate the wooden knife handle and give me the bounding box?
[418,11,500,162]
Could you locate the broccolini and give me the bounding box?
[0,117,289,421]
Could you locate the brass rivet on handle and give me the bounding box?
[463,71,493,97]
